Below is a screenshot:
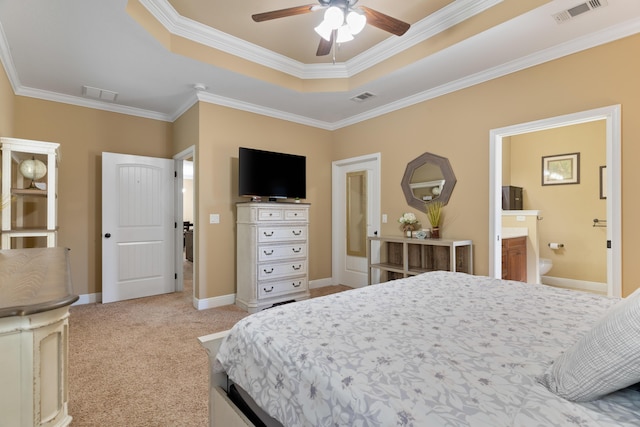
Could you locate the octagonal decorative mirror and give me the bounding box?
[401,152,457,210]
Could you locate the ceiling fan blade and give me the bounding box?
[360,6,410,36]
[316,30,335,56]
[252,5,317,22]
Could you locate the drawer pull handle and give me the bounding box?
[264,286,274,293]
[263,231,274,237]
[263,268,274,274]
[292,282,301,288]
[292,230,302,236]
[292,248,301,253]
[292,265,302,271]
[263,250,274,256]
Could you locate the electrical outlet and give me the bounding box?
[382,214,388,223]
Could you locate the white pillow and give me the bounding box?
[539,288,640,401]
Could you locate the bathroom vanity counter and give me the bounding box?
[502,227,528,239]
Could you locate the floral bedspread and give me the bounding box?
[216,271,640,426]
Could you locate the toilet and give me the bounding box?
[539,258,553,276]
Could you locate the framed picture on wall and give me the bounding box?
[600,165,606,199]
[542,152,580,186]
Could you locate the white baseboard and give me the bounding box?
[541,276,607,295]
[73,293,101,305]
[75,277,336,310]
[195,293,236,310]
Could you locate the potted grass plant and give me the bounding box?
[426,201,443,239]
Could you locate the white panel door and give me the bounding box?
[332,154,381,288]
[102,152,175,303]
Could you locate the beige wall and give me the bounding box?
[508,121,606,283]
[10,97,172,295]
[194,103,333,299]
[332,33,640,296]
[2,33,640,299]
[0,63,13,137]
[183,178,194,222]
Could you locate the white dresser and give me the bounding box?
[236,202,310,313]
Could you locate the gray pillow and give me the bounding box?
[539,288,640,401]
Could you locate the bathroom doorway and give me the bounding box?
[174,145,196,307]
[489,105,621,297]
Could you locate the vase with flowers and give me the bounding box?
[426,201,443,239]
[398,212,419,237]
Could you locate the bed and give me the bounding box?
[199,271,640,427]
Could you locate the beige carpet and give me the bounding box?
[68,261,351,426]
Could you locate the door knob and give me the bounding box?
[104,233,111,238]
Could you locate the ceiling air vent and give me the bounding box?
[82,85,118,102]
[552,0,608,24]
[350,92,376,103]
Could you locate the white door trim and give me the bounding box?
[174,145,196,306]
[489,105,621,297]
[332,153,381,287]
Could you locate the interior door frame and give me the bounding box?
[489,105,621,297]
[174,145,196,304]
[332,153,381,287]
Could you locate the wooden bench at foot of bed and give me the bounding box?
[198,331,256,427]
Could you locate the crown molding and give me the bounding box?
[0,22,19,93]
[15,86,173,122]
[330,16,640,130]
[1,9,637,129]
[141,0,501,79]
[345,0,501,76]
[195,91,334,130]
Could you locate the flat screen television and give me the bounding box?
[238,147,306,200]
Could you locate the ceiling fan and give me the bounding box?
[252,0,411,56]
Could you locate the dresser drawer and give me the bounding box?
[258,226,306,242]
[258,243,307,262]
[284,209,308,221]
[258,277,308,298]
[257,208,283,221]
[258,260,307,280]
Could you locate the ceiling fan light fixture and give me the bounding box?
[314,20,333,41]
[336,24,354,43]
[346,10,366,35]
[323,6,344,30]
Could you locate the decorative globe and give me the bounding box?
[19,158,47,181]
[432,186,441,196]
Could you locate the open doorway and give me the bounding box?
[489,105,622,296]
[489,106,621,297]
[174,146,196,307]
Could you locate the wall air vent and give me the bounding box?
[82,85,118,102]
[552,0,608,24]
[350,92,376,103]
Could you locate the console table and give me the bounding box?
[0,247,78,427]
[367,236,473,284]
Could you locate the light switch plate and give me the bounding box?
[210,214,220,224]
